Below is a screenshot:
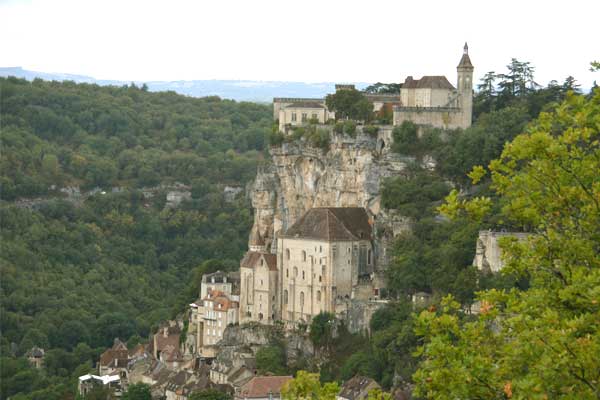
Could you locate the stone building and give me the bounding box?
[277,207,374,327]
[273,44,473,132]
[239,250,278,324]
[337,375,381,400]
[236,375,293,400]
[25,347,45,369]
[199,290,239,356]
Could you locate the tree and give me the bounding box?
[122,383,152,400]
[367,388,392,400]
[256,345,288,375]
[309,312,336,350]
[281,371,340,400]
[189,389,232,400]
[325,89,373,121]
[414,90,600,398]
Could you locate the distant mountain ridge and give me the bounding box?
[0,67,370,102]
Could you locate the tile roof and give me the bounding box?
[402,75,455,90]
[240,251,278,271]
[239,376,293,398]
[282,207,372,241]
[204,289,239,311]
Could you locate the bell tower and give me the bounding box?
[457,42,474,128]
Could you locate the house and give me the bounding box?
[337,375,381,400]
[78,373,123,397]
[235,375,293,400]
[196,289,239,357]
[98,338,129,377]
[25,346,44,369]
[153,322,181,361]
[278,207,374,327]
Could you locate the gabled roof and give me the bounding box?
[240,251,277,271]
[338,375,380,400]
[282,207,372,241]
[239,375,293,398]
[403,76,455,90]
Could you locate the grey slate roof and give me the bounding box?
[282,207,372,241]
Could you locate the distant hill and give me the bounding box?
[0,67,369,102]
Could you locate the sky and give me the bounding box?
[1,0,598,88]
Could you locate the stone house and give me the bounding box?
[239,251,278,325]
[277,207,374,327]
[196,290,239,357]
[78,374,123,397]
[98,338,129,378]
[337,375,381,400]
[153,322,182,364]
[235,375,293,400]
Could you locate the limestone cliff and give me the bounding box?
[249,128,413,274]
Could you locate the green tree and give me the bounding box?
[325,89,373,121]
[122,383,152,400]
[256,345,288,375]
[281,371,339,400]
[415,90,600,398]
[309,312,336,350]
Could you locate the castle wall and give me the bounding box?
[393,107,468,130]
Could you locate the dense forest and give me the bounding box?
[0,78,271,399]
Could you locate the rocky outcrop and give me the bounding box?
[249,130,414,272]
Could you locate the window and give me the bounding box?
[320,245,322,253]
[302,271,305,280]
[292,112,297,122]
[284,290,288,305]
[300,291,305,307]
[317,291,321,301]
[260,259,264,266]
[302,113,307,122]
[332,245,337,259]
[311,113,318,120]
[322,265,326,275]
[319,275,322,282]
[286,249,290,260]
[302,250,306,262]
[260,279,263,286]
[367,249,372,264]
[286,269,289,278]
[347,247,351,254]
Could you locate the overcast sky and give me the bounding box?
[1,0,598,88]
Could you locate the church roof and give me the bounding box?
[282,207,372,241]
[240,251,277,271]
[403,76,455,90]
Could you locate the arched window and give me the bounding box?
[302,271,305,280]
[317,291,321,301]
[286,269,289,278]
[286,249,290,260]
[367,249,372,265]
[302,250,306,262]
[300,291,304,307]
[284,290,288,305]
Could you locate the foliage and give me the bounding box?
[0,78,263,399]
[325,89,373,121]
[287,125,331,151]
[281,371,339,400]
[256,345,288,375]
[308,312,336,350]
[367,388,392,400]
[363,82,402,94]
[363,125,379,137]
[343,121,357,137]
[189,389,232,400]
[414,90,600,398]
[122,383,152,400]
[381,170,450,220]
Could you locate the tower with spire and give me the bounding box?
[457,42,474,128]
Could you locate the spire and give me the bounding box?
[457,43,473,70]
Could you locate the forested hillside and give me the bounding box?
[0,78,271,399]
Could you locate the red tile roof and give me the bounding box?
[239,376,293,398]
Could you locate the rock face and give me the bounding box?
[250,130,412,273]
[473,230,531,273]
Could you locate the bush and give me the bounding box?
[343,121,357,137]
[363,125,379,137]
[256,345,288,375]
[334,122,344,134]
[269,130,285,146]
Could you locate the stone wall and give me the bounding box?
[473,230,531,273]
